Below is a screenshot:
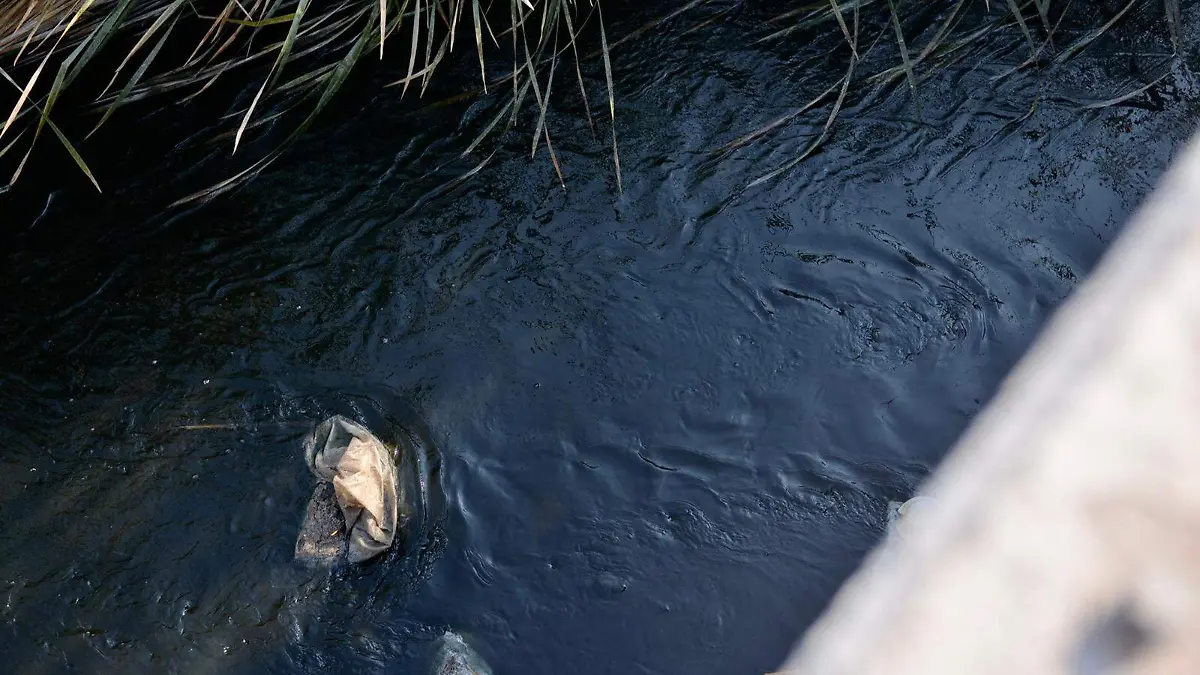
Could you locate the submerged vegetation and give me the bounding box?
[0,0,1188,201]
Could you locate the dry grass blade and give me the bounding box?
[1003,0,1035,54]
[385,49,446,86]
[748,57,855,188]
[49,0,98,54]
[885,0,918,109]
[1080,70,1170,108]
[1,1,40,53]
[0,127,27,161]
[421,0,434,92]
[1053,0,1138,64]
[1,54,47,139]
[562,2,593,135]
[528,6,556,159]
[183,1,235,67]
[379,0,387,57]
[749,12,859,188]
[596,0,620,192]
[10,3,46,66]
[42,103,100,191]
[0,63,99,191]
[711,79,841,154]
[418,32,449,97]
[234,0,311,152]
[586,0,711,58]
[462,88,518,156]
[542,118,564,187]
[63,0,138,90]
[101,0,185,100]
[89,13,179,137]
[400,148,498,217]
[1164,0,1182,53]
[870,0,975,86]
[402,0,421,97]
[452,0,466,51]
[174,4,377,205]
[916,0,971,62]
[1033,0,1052,42]
[756,0,872,46]
[472,0,486,91]
[829,0,858,57]
[990,0,1071,79]
[210,14,300,27]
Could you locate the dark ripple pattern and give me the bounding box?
[2,2,1199,674]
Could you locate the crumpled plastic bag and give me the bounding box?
[295,415,398,565]
[886,495,934,543]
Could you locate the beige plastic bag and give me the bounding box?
[295,415,398,565]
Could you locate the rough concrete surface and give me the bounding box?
[774,130,1200,675]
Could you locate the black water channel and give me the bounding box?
[2,2,1199,673]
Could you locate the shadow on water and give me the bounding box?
[2,1,1200,674]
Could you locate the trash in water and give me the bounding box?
[294,415,399,566]
[433,630,494,675]
[886,495,934,543]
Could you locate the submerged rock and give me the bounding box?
[433,631,493,675]
[294,481,348,566]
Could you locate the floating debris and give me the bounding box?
[433,630,494,675]
[886,495,934,542]
[295,415,401,566]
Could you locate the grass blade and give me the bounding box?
[267,0,311,89]
[462,87,518,156]
[1,53,47,139]
[749,53,856,188]
[1054,0,1137,64]
[712,79,841,155]
[422,0,434,91]
[184,1,236,67]
[173,4,378,205]
[89,13,179,137]
[472,0,486,91]
[63,0,138,89]
[596,0,621,192]
[1080,71,1170,109]
[212,14,299,27]
[12,2,48,66]
[234,0,311,152]
[1033,0,1052,43]
[1003,0,1035,54]
[562,2,594,136]
[530,18,559,159]
[886,0,919,112]
[1164,0,1182,54]
[43,105,100,192]
[829,0,858,57]
[418,29,449,97]
[0,128,26,161]
[402,0,421,97]
[0,62,99,191]
[101,0,186,99]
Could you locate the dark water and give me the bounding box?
[3,2,1199,674]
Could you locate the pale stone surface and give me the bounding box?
[773,130,1200,675]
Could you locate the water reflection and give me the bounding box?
[1,3,1198,674]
